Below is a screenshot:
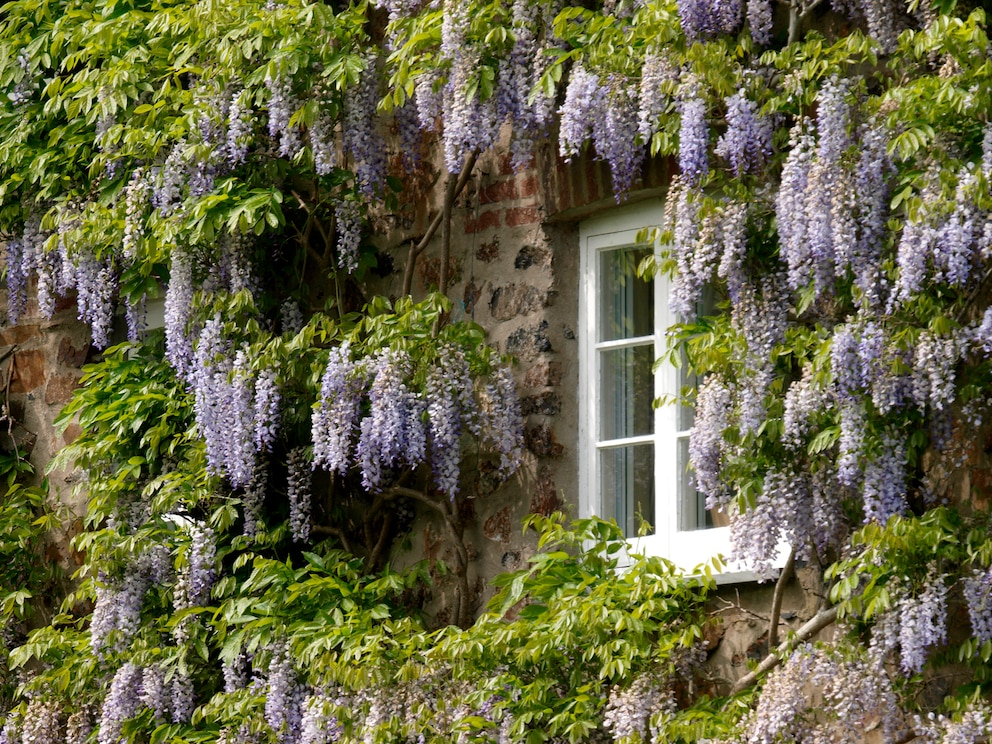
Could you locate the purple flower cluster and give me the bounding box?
[312,344,369,475]
[343,54,386,194]
[715,90,772,176]
[90,566,149,656]
[21,697,62,744]
[442,54,499,176]
[861,427,909,523]
[266,72,302,159]
[175,522,217,610]
[266,642,305,744]
[602,672,675,742]
[192,321,280,488]
[678,93,709,186]
[310,111,337,176]
[165,248,195,379]
[595,82,644,198]
[122,168,150,261]
[558,67,603,162]
[140,664,170,722]
[98,663,142,744]
[677,0,743,42]
[287,447,312,543]
[334,199,362,273]
[151,141,187,215]
[777,120,816,289]
[744,644,902,743]
[226,89,252,167]
[480,358,524,479]
[898,568,948,674]
[426,345,478,498]
[912,330,962,412]
[783,365,831,448]
[638,52,676,143]
[747,0,773,43]
[66,708,94,744]
[171,672,195,724]
[689,375,733,511]
[963,567,992,646]
[358,349,427,491]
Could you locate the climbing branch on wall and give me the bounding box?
[402,150,480,297]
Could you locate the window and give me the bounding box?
[578,200,732,571]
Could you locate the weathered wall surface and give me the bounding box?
[0,137,826,691]
[0,279,93,569]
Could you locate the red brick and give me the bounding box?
[479,179,518,205]
[518,173,538,199]
[504,206,541,227]
[465,209,501,234]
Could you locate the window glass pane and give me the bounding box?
[600,444,655,538]
[677,361,696,432]
[599,247,653,341]
[599,344,655,440]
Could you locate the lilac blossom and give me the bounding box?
[226,90,252,167]
[479,358,524,479]
[21,697,62,744]
[783,365,830,448]
[593,83,644,198]
[851,121,891,306]
[963,567,992,646]
[678,0,743,42]
[98,663,143,744]
[334,199,362,273]
[777,120,816,290]
[677,92,709,186]
[747,0,773,44]
[266,72,302,159]
[312,343,369,475]
[602,672,676,742]
[898,568,948,674]
[837,401,865,487]
[171,672,195,724]
[715,91,772,176]
[165,248,195,380]
[152,141,186,215]
[558,67,603,161]
[287,447,311,543]
[638,52,675,142]
[442,53,499,175]
[357,348,426,491]
[253,368,281,452]
[913,331,962,412]
[343,54,386,194]
[266,642,304,743]
[310,111,337,176]
[862,427,909,523]
[140,664,170,722]
[689,375,733,511]
[426,345,478,498]
[66,708,94,744]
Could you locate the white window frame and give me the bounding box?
[578,200,736,574]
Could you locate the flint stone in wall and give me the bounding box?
[506,320,551,360]
[490,284,547,321]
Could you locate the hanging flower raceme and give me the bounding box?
[192,319,282,489]
[312,339,522,496]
